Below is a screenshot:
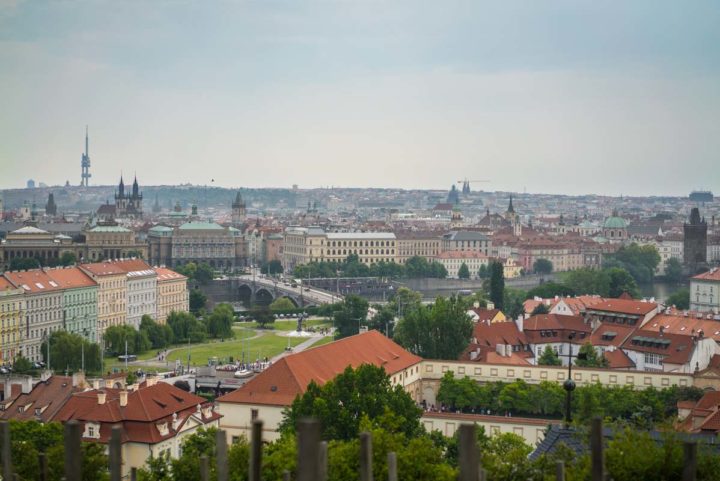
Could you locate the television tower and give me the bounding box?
[81,126,91,186]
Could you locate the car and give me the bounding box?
[0,367,8,374]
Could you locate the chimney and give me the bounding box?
[72,371,86,388]
[97,391,106,405]
[659,326,664,336]
[119,390,128,407]
[473,301,479,309]
[92,379,101,390]
[146,375,158,387]
[487,301,495,310]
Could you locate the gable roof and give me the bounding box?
[45,267,98,290]
[0,376,81,422]
[586,299,658,316]
[3,269,65,294]
[218,331,421,406]
[693,269,720,282]
[471,321,527,347]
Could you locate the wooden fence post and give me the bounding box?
[200,454,209,481]
[297,418,321,481]
[250,420,263,481]
[0,421,11,481]
[318,441,328,481]
[64,420,82,481]
[387,452,397,481]
[39,452,48,481]
[556,460,565,481]
[110,425,122,481]
[360,432,373,481]
[682,442,698,481]
[130,467,137,481]
[590,417,604,481]
[215,429,229,481]
[458,424,479,481]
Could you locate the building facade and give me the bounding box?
[0,278,24,365]
[79,263,128,335]
[148,222,245,270]
[46,267,99,343]
[436,251,489,279]
[83,226,147,262]
[441,231,491,256]
[395,231,442,264]
[684,207,708,267]
[690,268,720,313]
[155,267,189,324]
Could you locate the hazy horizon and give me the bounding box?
[1,1,719,196]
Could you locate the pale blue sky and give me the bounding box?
[1,0,719,195]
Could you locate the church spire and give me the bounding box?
[507,194,515,214]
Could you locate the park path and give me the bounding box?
[270,334,328,362]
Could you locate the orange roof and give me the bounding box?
[80,262,126,277]
[112,259,153,273]
[45,267,97,289]
[586,299,658,316]
[523,314,589,332]
[0,277,20,292]
[620,329,697,365]
[3,269,65,294]
[603,349,635,369]
[218,331,421,406]
[483,351,532,365]
[154,267,187,282]
[471,321,527,347]
[0,376,81,422]
[642,313,720,342]
[693,269,720,281]
[589,323,637,347]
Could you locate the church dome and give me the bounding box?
[603,216,627,229]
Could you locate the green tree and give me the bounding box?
[574,342,608,367]
[394,296,472,360]
[139,315,173,349]
[458,262,470,279]
[333,295,370,340]
[166,311,207,343]
[269,297,296,311]
[9,257,40,271]
[537,345,561,366]
[206,303,234,339]
[41,330,102,373]
[606,266,640,298]
[279,364,422,441]
[250,306,276,328]
[478,264,490,279]
[262,259,284,275]
[59,251,77,266]
[560,267,611,296]
[533,258,553,274]
[664,258,685,283]
[103,325,151,356]
[189,289,207,314]
[502,287,526,321]
[12,355,33,373]
[489,261,505,310]
[526,282,575,300]
[194,263,215,284]
[666,288,690,310]
[530,303,550,315]
[604,243,661,284]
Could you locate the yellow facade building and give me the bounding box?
[0,277,24,365]
[79,262,128,335]
[155,267,189,324]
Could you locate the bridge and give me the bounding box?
[225,274,340,307]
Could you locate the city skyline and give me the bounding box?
[1,1,719,196]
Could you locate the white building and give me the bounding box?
[114,259,158,329]
[436,251,489,279]
[690,268,720,313]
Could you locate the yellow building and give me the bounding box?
[0,277,24,365]
[155,267,189,324]
[79,262,128,335]
[395,231,442,264]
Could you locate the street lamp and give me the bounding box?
[559,332,587,427]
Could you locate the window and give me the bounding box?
[251,409,259,420]
[644,352,662,365]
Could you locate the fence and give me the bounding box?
[0,418,703,481]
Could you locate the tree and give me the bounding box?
[560,268,611,297]
[333,295,370,340]
[574,342,608,367]
[167,311,207,343]
[41,330,102,373]
[194,263,215,284]
[139,315,173,349]
[537,345,561,366]
[205,303,234,339]
[279,364,422,441]
[458,262,470,279]
[531,303,550,316]
[103,325,151,357]
[666,288,690,310]
[526,282,575,300]
[603,243,661,284]
[607,267,640,298]
[489,261,505,310]
[269,297,296,311]
[394,296,472,360]
[502,288,526,321]
[664,258,684,283]
[189,289,207,314]
[9,257,40,271]
[59,252,77,266]
[478,264,490,279]
[262,259,284,275]
[12,355,33,373]
[250,306,276,328]
[533,258,553,275]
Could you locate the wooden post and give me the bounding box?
[297,419,321,481]
[110,425,122,481]
[590,417,604,481]
[215,429,229,481]
[682,442,698,481]
[64,420,82,481]
[458,424,479,481]
[250,420,263,481]
[360,432,373,481]
[318,441,328,481]
[479,467,487,481]
[0,421,11,481]
[282,471,291,481]
[200,454,209,481]
[130,467,137,481]
[39,452,48,481]
[556,460,565,481]
[387,452,397,481]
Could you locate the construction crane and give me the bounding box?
[457,178,490,195]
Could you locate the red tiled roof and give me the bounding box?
[80,262,126,276]
[218,331,421,406]
[0,277,20,292]
[620,330,697,365]
[0,376,81,422]
[469,308,503,323]
[586,299,658,316]
[642,313,720,342]
[45,267,98,289]
[603,349,635,369]
[523,314,589,332]
[589,323,637,348]
[3,270,66,294]
[471,321,527,347]
[154,267,187,282]
[693,269,720,281]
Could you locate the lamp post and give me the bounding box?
[558,332,588,427]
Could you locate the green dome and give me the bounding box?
[603,216,627,229]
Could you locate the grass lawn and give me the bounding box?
[165,332,308,366]
[236,318,332,331]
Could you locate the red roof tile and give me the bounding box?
[693,269,720,281]
[45,267,97,289]
[586,299,658,316]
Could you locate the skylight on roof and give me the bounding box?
[48,281,58,287]
[21,284,30,290]
[35,283,44,289]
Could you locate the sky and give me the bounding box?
[0,0,719,196]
